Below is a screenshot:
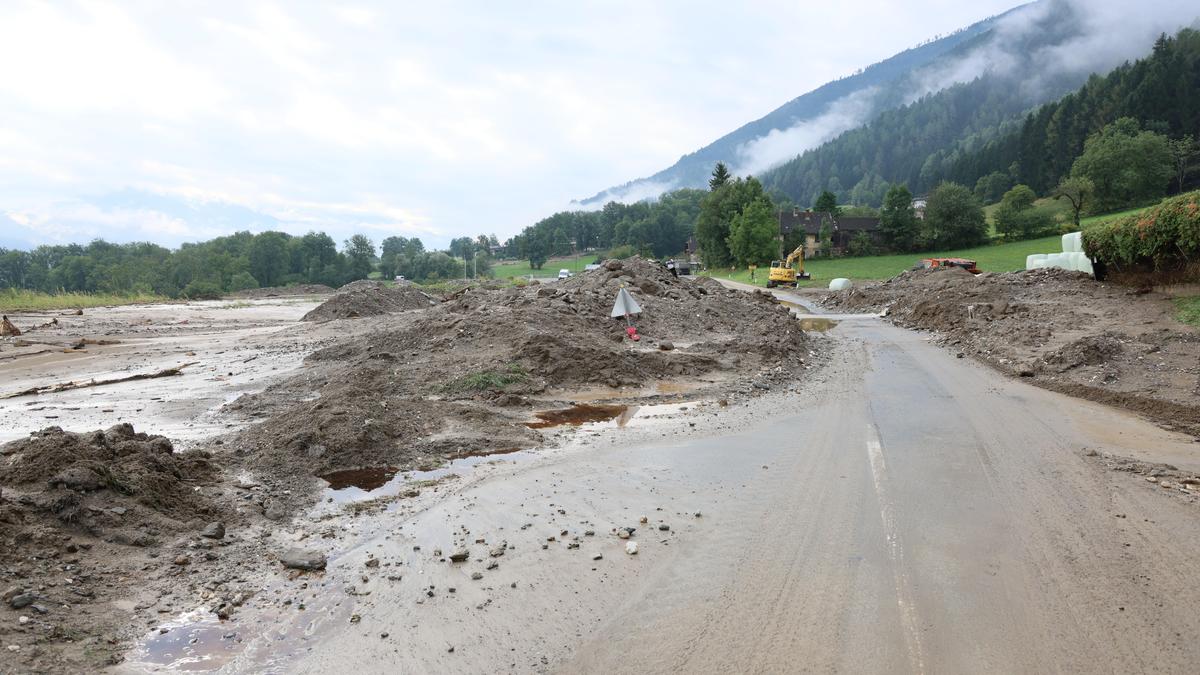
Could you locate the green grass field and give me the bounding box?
[492,256,591,279]
[0,289,169,312]
[708,206,1151,288]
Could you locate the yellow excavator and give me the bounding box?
[766,245,810,288]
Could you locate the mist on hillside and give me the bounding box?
[728,0,1198,183]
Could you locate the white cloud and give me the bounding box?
[0,0,1030,249]
[733,88,880,177]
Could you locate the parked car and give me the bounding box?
[557,269,571,280]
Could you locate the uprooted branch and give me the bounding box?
[1,362,199,399]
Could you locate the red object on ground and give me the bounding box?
[625,326,640,341]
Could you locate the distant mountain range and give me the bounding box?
[580,0,1197,207]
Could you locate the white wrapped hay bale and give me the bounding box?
[1061,231,1083,253]
[1026,254,1047,270]
[828,278,853,291]
[1075,253,1095,276]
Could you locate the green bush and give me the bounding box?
[1083,191,1200,269]
[181,280,223,300]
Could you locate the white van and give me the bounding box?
[558,269,571,280]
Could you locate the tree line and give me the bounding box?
[0,229,501,298]
[504,189,704,269]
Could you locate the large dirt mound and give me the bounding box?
[0,423,221,525]
[228,257,811,512]
[824,267,1200,432]
[300,280,439,322]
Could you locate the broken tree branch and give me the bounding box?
[1,362,198,399]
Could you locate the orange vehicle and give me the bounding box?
[919,257,981,274]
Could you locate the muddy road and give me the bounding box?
[113,293,1200,674]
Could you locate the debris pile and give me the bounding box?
[0,423,222,526]
[300,280,439,322]
[824,266,1200,432]
[0,424,233,670]
[227,257,813,512]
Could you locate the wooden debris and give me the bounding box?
[1,362,198,399]
[1,315,21,337]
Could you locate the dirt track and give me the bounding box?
[108,307,1200,674]
[4,271,1200,673]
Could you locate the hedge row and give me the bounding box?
[1083,191,1200,269]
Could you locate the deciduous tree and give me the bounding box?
[879,184,918,252]
[923,182,987,249]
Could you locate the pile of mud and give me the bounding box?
[0,424,232,670]
[824,267,1200,432]
[0,424,222,529]
[300,280,439,322]
[309,257,803,389]
[228,284,334,299]
[226,257,811,512]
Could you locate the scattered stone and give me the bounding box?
[365,558,381,568]
[658,342,674,351]
[592,553,603,561]
[449,550,469,563]
[349,614,361,624]
[658,524,670,531]
[10,594,36,610]
[173,555,190,566]
[200,522,226,540]
[279,548,327,571]
[470,572,483,581]
[625,541,639,555]
[18,616,30,625]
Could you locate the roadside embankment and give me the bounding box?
[823,266,1200,434]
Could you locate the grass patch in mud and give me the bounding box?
[1174,296,1200,328]
[0,288,168,311]
[444,363,529,392]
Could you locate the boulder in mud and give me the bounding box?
[279,548,327,571]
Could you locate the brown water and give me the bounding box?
[525,404,629,429]
[319,467,398,490]
[798,317,839,332]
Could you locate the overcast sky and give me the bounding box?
[0,0,1021,251]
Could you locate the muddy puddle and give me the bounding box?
[778,300,811,314]
[525,403,631,428]
[798,317,839,332]
[556,380,702,403]
[317,448,536,506]
[126,593,348,673]
[128,608,238,671]
[319,466,399,490]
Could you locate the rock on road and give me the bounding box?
[289,312,1200,674]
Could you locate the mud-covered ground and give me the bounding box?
[0,261,822,672]
[822,267,1200,435]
